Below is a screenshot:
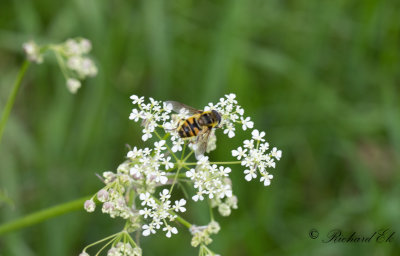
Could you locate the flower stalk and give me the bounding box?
[0,60,30,145]
[0,196,89,235]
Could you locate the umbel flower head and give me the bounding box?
[22,38,97,93]
[82,93,282,256]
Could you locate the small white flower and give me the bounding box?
[223,123,235,138]
[271,147,282,160]
[97,189,109,202]
[186,168,196,179]
[240,116,254,130]
[232,147,247,160]
[139,207,152,218]
[260,173,273,186]
[66,78,81,94]
[65,39,81,55]
[251,129,265,141]
[218,203,231,217]
[162,225,178,238]
[259,142,270,152]
[67,56,82,70]
[244,169,257,181]
[192,189,205,201]
[80,38,92,53]
[218,166,231,177]
[22,41,43,63]
[140,192,154,206]
[154,140,166,151]
[173,199,187,212]
[141,129,152,141]
[225,93,237,102]
[243,139,254,149]
[127,147,141,158]
[130,95,144,105]
[84,199,96,212]
[159,189,171,202]
[162,156,174,170]
[142,224,156,236]
[102,202,115,215]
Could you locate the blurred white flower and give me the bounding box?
[22,41,43,63]
[66,78,81,94]
[22,38,97,94]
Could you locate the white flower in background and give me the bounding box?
[22,38,97,94]
[22,41,43,63]
[66,78,81,94]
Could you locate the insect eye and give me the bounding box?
[212,110,221,124]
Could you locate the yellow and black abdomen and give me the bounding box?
[178,114,203,138]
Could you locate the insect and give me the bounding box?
[166,101,222,158]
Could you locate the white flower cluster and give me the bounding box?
[139,189,186,238]
[190,221,220,247]
[59,38,97,93]
[126,141,174,187]
[205,93,254,138]
[83,94,282,255]
[84,185,135,220]
[22,38,97,93]
[186,156,233,202]
[129,96,173,141]
[107,242,142,256]
[232,129,282,186]
[23,41,43,63]
[84,139,187,238]
[210,194,238,217]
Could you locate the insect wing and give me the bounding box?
[165,101,202,115]
[194,128,211,159]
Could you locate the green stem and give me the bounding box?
[169,167,182,194]
[175,215,192,229]
[0,196,89,235]
[208,200,214,221]
[0,60,30,145]
[185,161,242,166]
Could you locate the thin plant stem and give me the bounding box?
[169,166,182,194]
[0,60,30,145]
[185,161,242,166]
[208,200,214,221]
[95,235,118,256]
[82,231,121,251]
[0,195,89,235]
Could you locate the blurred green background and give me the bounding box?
[1,0,400,255]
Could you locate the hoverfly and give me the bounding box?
[166,101,221,158]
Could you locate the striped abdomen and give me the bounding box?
[178,115,203,138]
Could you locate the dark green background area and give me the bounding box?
[1,0,400,255]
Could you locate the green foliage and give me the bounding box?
[1,0,400,255]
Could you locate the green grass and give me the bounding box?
[1,0,400,255]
